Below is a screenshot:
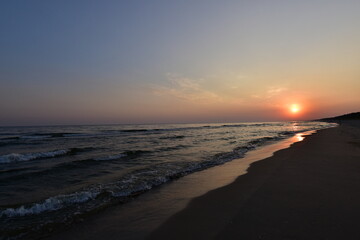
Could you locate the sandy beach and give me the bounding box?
[149,121,360,239]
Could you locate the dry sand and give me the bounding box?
[149,121,360,239]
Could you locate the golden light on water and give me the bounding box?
[295,133,305,141]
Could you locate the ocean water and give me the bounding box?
[0,121,334,239]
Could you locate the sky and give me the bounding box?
[1,0,359,125]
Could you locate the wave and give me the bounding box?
[57,150,148,166]
[94,154,127,161]
[0,134,285,218]
[0,147,94,164]
[20,135,52,140]
[0,150,69,164]
[0,166,35,175]
[0,191,99,217]
[93,123,294,137]
[32,133,72,138]
[122,150,151,157]
[0,129,322,240]
[0,136,20,141]
[0,122,336,240]
[0,137,23,147]
[157,145,189,152]
[159,135,185,140]
[221,124,248,128]
[120,129,150,133]
[0,149,142,182]
[56,150,150,166]
[117,124,261,134]
[19,132,94,140]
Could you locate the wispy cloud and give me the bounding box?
[252,86,288,100]
[152,74,223,104]
[267,87,287,97]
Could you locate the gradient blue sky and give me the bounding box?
[1,0,359,125]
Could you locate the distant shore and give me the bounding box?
[149,121,360,239]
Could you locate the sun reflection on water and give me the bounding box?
[295,133,305,141]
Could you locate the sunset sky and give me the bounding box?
[1,0,359,125]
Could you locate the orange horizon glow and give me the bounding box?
[280,102,307,120]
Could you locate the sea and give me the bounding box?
[0,121,335,239]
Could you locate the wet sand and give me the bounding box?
[149,121,360,239]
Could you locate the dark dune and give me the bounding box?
[149,121,360,239]
[317,112,360,121]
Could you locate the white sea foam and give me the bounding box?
[0,191,99,217]
[0,150,69,164]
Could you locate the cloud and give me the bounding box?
[152,74,223,104]
[251,86,288,100]
[266,87,288,98]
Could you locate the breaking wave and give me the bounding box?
[0,191,99,217]
[0,147,94,164]
[0,121,337,239]
[0,150,69,164]
[0,135,284,219]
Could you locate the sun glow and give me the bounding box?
[290,104,300,114]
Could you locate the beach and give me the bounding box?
[2,122,334,239]
[46,121,360,240]
[2,121,357,239]
[149,121,360,239]
[2,1,360,239]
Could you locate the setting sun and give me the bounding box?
[290,104,300,114]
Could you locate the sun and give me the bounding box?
[290,104,300,114]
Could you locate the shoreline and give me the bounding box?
[47,129,323,240]
[149,121,360,239]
